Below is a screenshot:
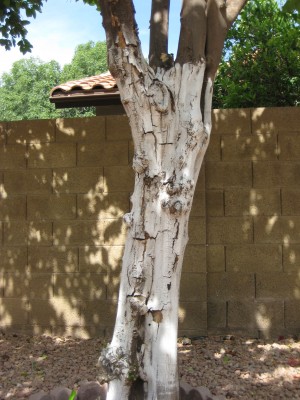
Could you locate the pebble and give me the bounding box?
[1,333,300,400]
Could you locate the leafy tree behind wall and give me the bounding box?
[0,40,107,121]
[0,57,61,120]
[213,0,300,108]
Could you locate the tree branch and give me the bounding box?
[205,0,248,79]
[149,0,170,70]
[99,0,142,78]
[176,0,207,64]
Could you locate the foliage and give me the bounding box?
[0,0,44,53]
[0,57,61,120]
[0,41,107,121]
[213,0,300,108]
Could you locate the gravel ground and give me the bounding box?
[0,332,300,399]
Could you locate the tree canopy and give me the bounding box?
[213,0,300,108]
[0,40,107,121]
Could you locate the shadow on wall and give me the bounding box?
[207,107,300,338]
[0,107,300,339]
[0,116,134,338]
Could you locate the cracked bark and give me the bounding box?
[98,0,248,398]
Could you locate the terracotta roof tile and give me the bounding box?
[50,71,117,96]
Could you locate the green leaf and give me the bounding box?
[68,390,77,400]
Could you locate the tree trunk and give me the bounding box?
[100,62,212,400]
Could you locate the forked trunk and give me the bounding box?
[100,62,212,399]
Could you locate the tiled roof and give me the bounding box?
[50,71,117,96]
[49,71,121,109]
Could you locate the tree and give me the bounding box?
[0,41,108,121]
[213,0,300,108]
[0,57,61,120]
[1,1,249,399]
[97,1,248,399]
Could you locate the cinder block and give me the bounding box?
[252,107,300,134]
[190,190,205,216]
[4,221,53,246]
[7,119,55,144]
[28,247,78,273]
[279,134,300,160]
[79,245,123,273]
[207,217,253,244]
[28,297,81,326]
[226,245,282,273]
[182,245,206,273]
[206,161,252,189]
[227,301,257,332]
[3,273,53,299]
[27,194,76,220]
[256,272,299,300]
[53,167,103,194]
[0,298,28,326]
[178,301,207,331]
[77,141,129,166]
[207,272,255,301]
[228,300,284,336]
[255,301,285,339]
[106,270,121,300]
[212,108,251,135]
[106,115,131,141]
[53,219,127,246]
[188,217,206,244]
[28,143,76,168]
[225,189,281,216]
[206,190,224,216]
[103,166,134,192]
[4,169,52,194]
[0,122,6,143]
[0,247,27,273]
[282,189,300,215]
[207,301,226,328]
[56,116,105,142]
[53,273,106,300]
[195,166,205,190]
[0,196,26,220]
[254,216,300,243]
[180,273,207,302]
[0,144,27,169]
[204,134,221,161]
[283,244,300,271]
[285,300,300,329]
[253,162,300,188]
[77,192,129,219]
[207,245,225,272]
[81,299,117,327]
[222,134,277,161]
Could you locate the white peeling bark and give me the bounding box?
[99,61,212,400]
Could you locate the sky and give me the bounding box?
[0,0,181,77]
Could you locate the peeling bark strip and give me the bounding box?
[98,0,248,399]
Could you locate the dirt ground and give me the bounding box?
[0,332,300,399]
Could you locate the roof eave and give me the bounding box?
[49,92,122,109]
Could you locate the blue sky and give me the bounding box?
[0,0,181,76]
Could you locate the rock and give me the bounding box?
[29,391,47,400]
[40,395,55,400]
[179,381,225,400]
[76,381,104,400]
[50,387,72,400]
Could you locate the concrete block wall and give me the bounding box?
[206,107,300,338]
[0,107,300,338]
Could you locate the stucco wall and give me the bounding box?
[0,107,299,339]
